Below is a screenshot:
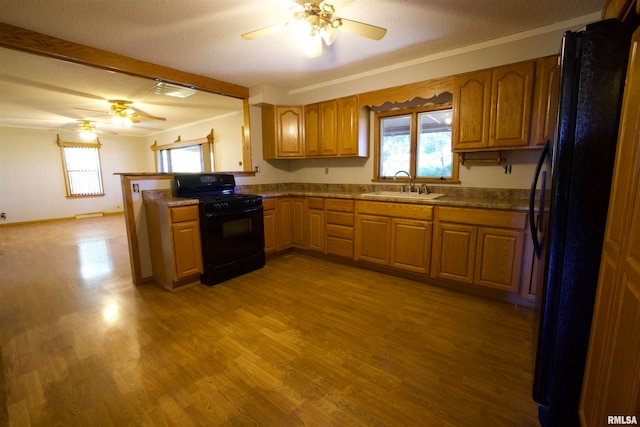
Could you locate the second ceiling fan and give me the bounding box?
[242,1,387,57]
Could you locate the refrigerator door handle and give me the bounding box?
[530,140,551,258]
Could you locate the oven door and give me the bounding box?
[200,205,265,284]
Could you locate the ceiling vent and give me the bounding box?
[152,81,196,98]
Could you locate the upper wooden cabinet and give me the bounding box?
[337,95,368,157]
[263,95,368,159]
[452,60,537,152]
[530,55,560,147]
[262,105,304,159]
[305,100,338,157]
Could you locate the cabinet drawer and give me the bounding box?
[326,211,354,227]
[326,237,354,258]
[171,205,199,223]
[437,206,526,229]
[326,224,354,240]
[325,198,354,212]
[308,197,324,210]
[356,201,434,220]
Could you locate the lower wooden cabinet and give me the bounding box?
[265,196,531,300]
[432,207,526,292]
[145,202,203,291]
[308,197,325,252]
[432,222,477,283]
[264,196,309,253]
[263,198,277,254]
[325,198,355,258]
[355,201,433,274]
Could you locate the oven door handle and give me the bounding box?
[205,205,263,217]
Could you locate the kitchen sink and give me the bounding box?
[361,191,447,200]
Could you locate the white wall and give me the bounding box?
[144,110,246,172]
[0,126,152,224]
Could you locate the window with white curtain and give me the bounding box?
[57,139,104,197]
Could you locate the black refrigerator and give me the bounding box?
[529,17,637,427]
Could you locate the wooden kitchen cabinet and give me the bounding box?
[308,197,325,252]
[262,105,304,159]
[530,55,560,147]
[325,198,355,258]
[305,100,338,157]
[263,198,277,254]
[336,95,368,157]
[265,197,308,252]
[452,60,536,151]
[432,222,477,283]
[277,197,294,250]
[145,203,203,291]
[432,207,527,292]
[355,201,433,274]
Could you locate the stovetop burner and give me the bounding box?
[173,173,262,213]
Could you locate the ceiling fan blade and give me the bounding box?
[241,22,288,40]
[338,18,387,40]
[132,113,166,121]
[74,107,110,115]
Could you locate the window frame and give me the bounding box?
[373,103,459,184]
[151,130,215,173]
[57,138,105,198]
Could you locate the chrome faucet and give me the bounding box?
[394,170,414,193]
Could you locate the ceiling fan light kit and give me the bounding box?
[242,1,387,58]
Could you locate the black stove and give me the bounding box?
[173,173,265,285]
[197,193,263,214]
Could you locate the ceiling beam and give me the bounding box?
[0,22,249,99]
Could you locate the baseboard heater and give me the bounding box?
[75,212,104,219]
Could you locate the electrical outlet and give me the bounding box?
[504,165,512,174]
[254,165,260,173]
[325,168,329,174]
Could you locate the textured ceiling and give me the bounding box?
[0,0,603,136]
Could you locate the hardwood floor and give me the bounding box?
[0,215,539,426]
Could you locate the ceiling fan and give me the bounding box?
[241,1,387,57]
[50,120,118,140]
[76,100,166,127]
[107,100,166,127]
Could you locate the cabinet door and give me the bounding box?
[355,214,391,265]
[475,227,524,292]
[391,218,432,274]
[172,220,203,280]
[433,222,477,283]
[263,208,276,254]
[319,100,338,156]
[489,61,535,148]
[276,106,304,157]
[292,197,308,248]
[277,198,294,250]
[530,55,560,146]
[337,95,360,156]
[304,103,320,156]
[452,70,492,150]
[309,208,324,252]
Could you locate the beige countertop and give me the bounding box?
[142,184,533,211]
[246,190,530,211]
